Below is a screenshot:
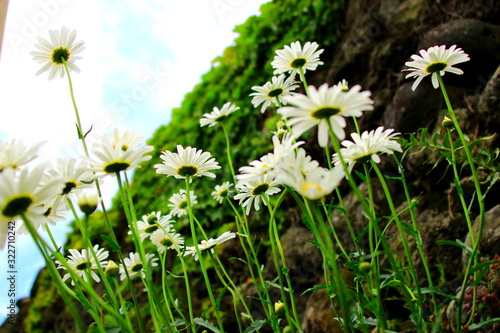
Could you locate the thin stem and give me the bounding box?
[298,68,309,95]
[116,172,166,331]
[362,163,386,328]
[226,198,279,330]
[266,192,302,331]
[437,74,485,330]
[221,123,237,183]
[21,214,84,331]
[61,59,89,156]
[184,177,225,332]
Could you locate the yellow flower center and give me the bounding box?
[252,183,269,196]
[301,182,323,193]
[425,61,447,74]
[62,181,77,195]
[51,47,70,65]
[311,107,342,120]
[104,161,131,173]
[177,165,198,177]
[267,88,284,97]
[290,57,306,69]
[2,195,33,217]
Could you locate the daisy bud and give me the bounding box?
[78,192,98,215]
[442,116,454,128]
[274,300,286,317]
[105,260,120,278]
[359,261,372,275]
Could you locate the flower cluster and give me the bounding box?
[21,26,477,332]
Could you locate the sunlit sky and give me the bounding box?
[0,0,269,324]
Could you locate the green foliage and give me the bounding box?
[129,0,345,233]
[402,127,500,179]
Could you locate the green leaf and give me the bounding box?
[101,235,121,251]
[266,280,290,292]
[301,285,327,296]
[401,222,418,237]
[119,301,133,315]
[243,319,268,333]
[103,324,122,333]
[453,177,463,195]
[436,239,472,253]
[194,318,221,333]
[215,286,228,310]
[355,170,367,183]
[468,317,500,330]
[281,267,289,275]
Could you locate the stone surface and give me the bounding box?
[478,65,500,123]
[463,205,500,265]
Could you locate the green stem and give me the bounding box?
[298,68,309,95]
[304,200,354,333]
[116,172,166,332]
[266,192,302,331]
[61,58,89,156]
[21,214,84,331]
[226,198,279,330]
[327,121,424,331]
[178,253,196,332]
[184,177,225,332]
[221,123,237,183]
[208,252,245,332]
[437,74,485,330]
[362,163,386,328]
[370,161,424,310]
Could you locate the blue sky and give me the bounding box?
[0,0,269,325]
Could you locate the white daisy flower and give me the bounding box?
[30,26,85,80]
[135,212,175,241]
[237,133,303,182]
[271,41,324,76]
[110,128,150,151]
[334,79,349,91]
[183,231,236,261]
[280,165,345,201]
[120,252,158,281]
[250,74,299,113]
[155,145,221,181]
[332,127,402,173]
[278,83,374,146]
[200,102,239,127]
[87,129,154,175]
[277,147,320,180]
[404,45,470,91]
[56,244,109,285]
[0,139,45,172]
[0,165,64,248]
[211,182,233,204]
[168,190,198,217]
[234,175,281,215]
[49,157,95,197]
[17,197,69,235]
[151,229,185,254]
